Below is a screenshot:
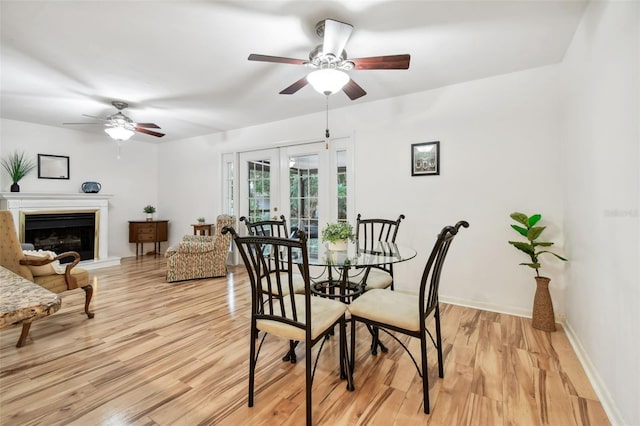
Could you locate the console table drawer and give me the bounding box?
[136,231,156,242]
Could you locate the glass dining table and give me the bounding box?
[282,240,417,361]
[293,241,417,303]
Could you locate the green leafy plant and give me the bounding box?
[197,217,205,223]
[508,212,567,277]
[321,222,355,243]
[143,205,156,214]
[0,151,36,183]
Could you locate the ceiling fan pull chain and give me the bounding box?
[325,95,330,149]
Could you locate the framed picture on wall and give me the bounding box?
[411,141,440,176]
[38,154,70,179]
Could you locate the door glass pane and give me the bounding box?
[337,150,348,222]
[224,158,234,216]
[289,154,319,254]
[247,160,271,222]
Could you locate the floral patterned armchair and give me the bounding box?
[165,215,236,282]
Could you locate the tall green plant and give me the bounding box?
[0,151,36,183]
[508,212,567,277]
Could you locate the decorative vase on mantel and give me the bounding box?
[532,276,556,332]
[10,182,20,192]
[146,213,153,222]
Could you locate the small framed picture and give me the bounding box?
[411,141,440,176]
[38,154,70,179]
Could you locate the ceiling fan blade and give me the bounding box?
[323,19,353,58]
[63,122,99,125]
[248,54,307,65]
[135,127,165,138]
[349,54,411,70]
[82,114,108,121]
[343,78,367,101]
[279,76,309,95]
[134,122,161,129]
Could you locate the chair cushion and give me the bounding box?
[22,250,66,276]
[182,235,214,243]
[363,268,393,290]
[262,272,306,296]
[177,239,215,253]
[33,267,89,293]
[257,294,347,341]
[348,289,420,332]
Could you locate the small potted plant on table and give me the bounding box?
[321,221,355,251]
[143,205,156,221]
[508,212,568,331]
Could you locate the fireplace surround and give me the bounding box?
[0,193,120,270]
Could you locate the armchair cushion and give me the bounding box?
[23,250,66,276]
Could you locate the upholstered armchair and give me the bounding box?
[0,210,93,346]
[165,214,236,282]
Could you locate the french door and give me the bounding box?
[238,139,353,255]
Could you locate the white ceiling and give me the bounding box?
[0,1,586,143]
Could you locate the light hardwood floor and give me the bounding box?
[0,256,609,425]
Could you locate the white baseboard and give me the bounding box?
[79,256,121,270]
[439,295,532,318]
[561,321,625,426]
[440,295,622,426]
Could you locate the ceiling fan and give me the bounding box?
[248,19,410,100]
[64,101,165,140]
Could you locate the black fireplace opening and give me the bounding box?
[24,212,96,263]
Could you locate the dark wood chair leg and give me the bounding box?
[16,322,32,347]
[82,285,95,319]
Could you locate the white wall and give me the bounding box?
[562,1,639,425]
[159,63,567,318]
[0,119,160,258]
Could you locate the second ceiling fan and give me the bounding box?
[249,19,410,100]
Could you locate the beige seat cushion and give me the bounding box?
[363,268,393,290]
[313,267,392,291]
[262,272,306,296]
[348,288,420,332]
[257,294,347,341]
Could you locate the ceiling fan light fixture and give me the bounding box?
[307,68,349,95]
[105,126,134,141]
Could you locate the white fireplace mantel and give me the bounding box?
[0,192,120,269]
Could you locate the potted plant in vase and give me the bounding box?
[321,221,355,251]
[197,217,206,224]
[508,212,568,331]
[1,151,36,192]
[143,205,156,221]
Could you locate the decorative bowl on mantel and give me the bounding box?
[81,182,101,193]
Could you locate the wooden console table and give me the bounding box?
[129,220,169,257]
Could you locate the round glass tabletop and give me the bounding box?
[296,241,417,268]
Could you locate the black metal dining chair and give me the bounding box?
[239,214,291,238]
[355,213,405,291]
[348,220,469,414]
[223,227,353,426]
[239,215,305,362]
